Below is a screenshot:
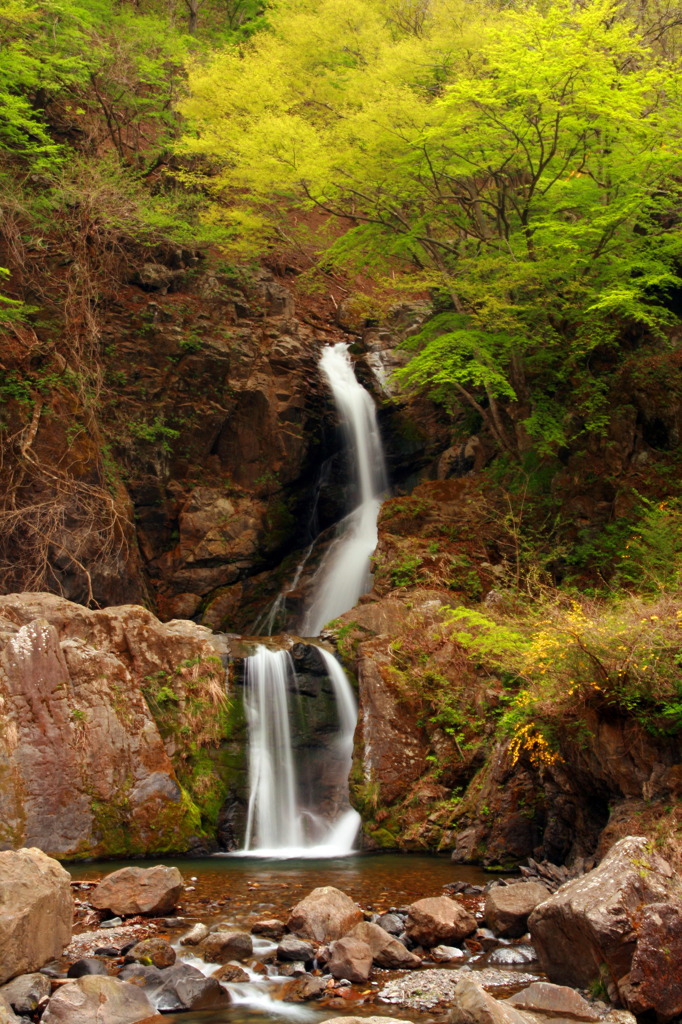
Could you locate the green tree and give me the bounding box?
[181,0,682,454]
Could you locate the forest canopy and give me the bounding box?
[182,0,682,454]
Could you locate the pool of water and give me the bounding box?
[66,853,493,1024]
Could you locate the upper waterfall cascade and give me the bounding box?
[237,343,386,857]
[302,343,388,636]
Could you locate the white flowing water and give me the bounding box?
[301,342,387,636]
[238,645,361,858]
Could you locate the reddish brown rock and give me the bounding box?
[0,848,73,984]
[406,896,477,948]
[485,882,550,938]
[199,931,253,963]
[213,964,250,983]
[91,866,183,917]
[504,982,600,1021]
[41,975,154,1024]
[251,919,286,939]
[328,936,373,983]
[287,887,364,943]
[625,899,682,1022]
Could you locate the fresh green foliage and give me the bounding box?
[182,0,682,454]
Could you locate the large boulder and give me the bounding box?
[485,882,549,938]
[288,887,364,943]
[406,896,477,948]
[41,976,155,1024]
[349,921,420,969]
[118,962,230,1012]
[90,865,183,916]
[528,836,681,999]
[0,848,72,984]
[328,936,373,983]
[449,976,531,1024]
[623,899,682,1022]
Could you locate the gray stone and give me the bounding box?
[119,961,229,1011]
[0,974,51,1015]
[66,959,108,978]
[376,913,403,936]
[277,935,314,962]
[488,947,534,966]
[0,849,73,985]
[41,976,155,1024]
[180,922,209,946]
[431,945,466,962]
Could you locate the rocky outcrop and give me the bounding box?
[91,866,183,917]
[0,848,72,984]
[0,593,230,858]
[528,836,682,1014]
[405,897,477,948]
[288,886,364,943]
[625,899,682,1021]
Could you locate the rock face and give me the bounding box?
[91,866,184,916]
[41,976,155,1024]
[287,886,364,943]
[0,848,73,984]
[625,899,682,1022]
[529,836,681,1007]
[0,593,230,858]
[485,882,549,938]
[406,896,477,948]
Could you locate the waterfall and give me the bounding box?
[301,343,387,635]
[239,645,361,858]
[235,342,385,858]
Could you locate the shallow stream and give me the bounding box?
[67,853,492,1024]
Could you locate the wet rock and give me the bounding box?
[213,964,250,983]
[279,962,307,977]
[328,937,373,983]
[126,938,176,969]
[179,923,209,946]
[431,946,466,962]
[118,962,230,1012]
[67,959,109,978]
[95,948,122,958]
[91,866,184,917]
[406,897,477,948]
[0,849,73,984]
[449,975,530,1024]
[41,975,154,1024]
[252,919,286,939]
[0,974,51,1015]
[326,1018,409,1024]
[624,898,682,1022]
[528,837,680,993]
[200,930,253,963]
[463,968,541,991]
[376,913,403,936]
[349,922,420,969]
[288,887,364,943]
[504,982,601,1021]
[277,935,315,962]
[485,883,549,939]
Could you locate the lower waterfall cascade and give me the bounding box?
[235,343,387,857]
